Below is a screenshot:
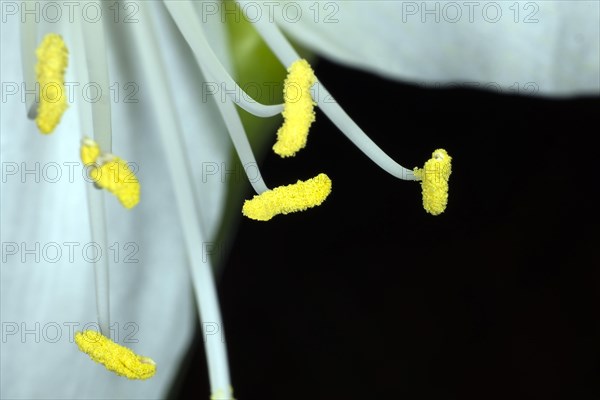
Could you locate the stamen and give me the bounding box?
[71,14,111,337]
[165,0,270,195]
[20,17,37,118]
[80,138,140,209]
[413,149,452,215]
[80,137,100,166]
[242,173,332,221]
[129,5,233,398]
[206,82,270,194]
[273,59,316,157]
[164,0,283,118]
[74,330,156,380]
[234,2,416,180]
[35,33,68,134]
[82,8,113,152]
[91,157,140,209]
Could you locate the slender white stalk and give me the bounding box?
[82,0,115,336]
[204,78,269,194]
[81,1,112,152]
[129,4,232,398]
[165,0,269,194]
[236,1,416,180]
[85,187,111,337]
[71,10,111,337]
[20,16,37,118]
[164,0,283,118]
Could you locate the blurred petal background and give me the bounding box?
[1,1,598,400]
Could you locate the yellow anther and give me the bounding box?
[273,59,316,158]
[80,137,140,209]
[91,156,140,209]
[75,330,156,380]
[80,137,100,166]
[414,149,452,216]
[242,173,332,221]
[35,33,68,134]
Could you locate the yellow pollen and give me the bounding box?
[273,59,316,158]
[242,173,332,221]
[80,137,100,166]
[35,33,69,134]
[414,149,452,216]
[75,330,156,380]
[80,137,140,209]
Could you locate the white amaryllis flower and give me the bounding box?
[1,1,597,399]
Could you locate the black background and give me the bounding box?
[175,57,599,400]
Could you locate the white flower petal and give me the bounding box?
[1,5,231,399]
[274,1,599,96]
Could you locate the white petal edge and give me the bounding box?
[273,0,599,96]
